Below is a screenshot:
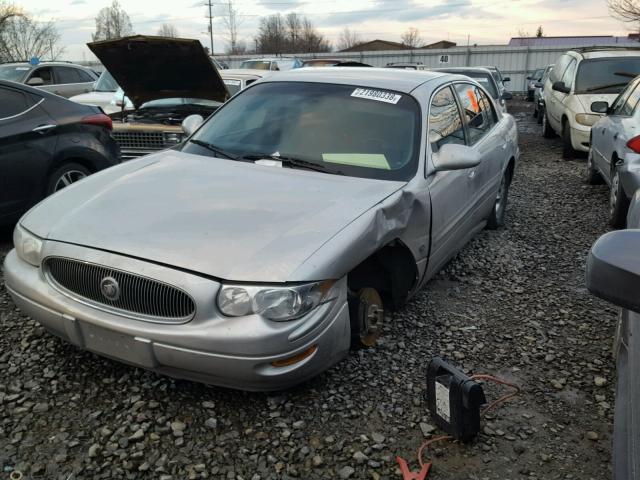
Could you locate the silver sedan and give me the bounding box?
[587,74,640,227]
[4,69,519,391]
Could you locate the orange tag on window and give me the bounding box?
[467,89,480,113]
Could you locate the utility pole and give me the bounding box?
[205,0,214,55]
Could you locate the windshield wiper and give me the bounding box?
[188,139,236,159]
[614,71,640,78]
[585,82,629,93]
[240,154,344,175]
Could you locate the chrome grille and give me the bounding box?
[112,131,165,150]
[44,257,196,323]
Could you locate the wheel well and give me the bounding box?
[47,157,96,179]
[347,240,418,310]
[611,153,619,175]
[506,157,515,182]
[561,115,568,128]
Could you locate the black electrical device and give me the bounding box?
[426,357,487,443]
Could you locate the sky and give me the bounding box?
[16,0,634,61]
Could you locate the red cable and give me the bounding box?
[416,375,520,468]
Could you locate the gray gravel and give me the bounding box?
[0,99,618,479]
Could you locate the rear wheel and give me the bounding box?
[585,148,603,185]
[609,169,630,228]
[349,287,384,348]
[487,168,511,229]
[542,110,554,138]
[46,163,91,196]
[562,122,575,159]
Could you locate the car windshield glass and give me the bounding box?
[575,57,640,94]
[240,61,271,70]
[94,71,119,92]
[0,65,29,82]
[182,81,421,181]
[449,72,498,98]
[140,98,223,109]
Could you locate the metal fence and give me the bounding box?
[218,42,640,92]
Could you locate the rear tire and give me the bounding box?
[487,168,511,229]
[585,148,603,185]
[349,287,384,348]
[609,169,630,228]
[562,122,575,159]
[46,163,91,196]
[542,110,554,138]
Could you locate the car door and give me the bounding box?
[25,66,55,93]
[424,85,476,278]
[0,86,58,219]
[52,66,94,98]
[453,82,504,222]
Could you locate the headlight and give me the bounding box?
[13,224,43,267]
[217,280,335,321]
[576,113,601,127]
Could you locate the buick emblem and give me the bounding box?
[100,276,121,301]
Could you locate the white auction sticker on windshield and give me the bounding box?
[351,88,402,104]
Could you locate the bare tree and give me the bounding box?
[609,0,640,24]
[516,28,530,37]
[337,27,361,51]
[286,12,302,51]
[157,23,178,37]
[92,0,133,41]
[0,2,22,32]
[255,13,329,54]
[298,17,330,53]
[0,16,64,62]
[401,27,422,48]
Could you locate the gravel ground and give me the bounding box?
[0,99,619,480]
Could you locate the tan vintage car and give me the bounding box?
[88,35,229,160]
[220,69,271,96]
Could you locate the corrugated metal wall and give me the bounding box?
[219,43,640,92]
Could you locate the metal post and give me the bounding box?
[206,0,214,55]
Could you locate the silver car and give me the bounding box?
[4,69,519,391]
[0,61,98,98]
[587,74,640,227]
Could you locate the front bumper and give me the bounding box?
[570,123,591,152]
[3,244,351,391]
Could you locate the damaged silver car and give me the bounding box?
[4,68,519,391]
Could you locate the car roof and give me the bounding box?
[571,47,640,60]
[260,67,447,93]
[432,66,495,76]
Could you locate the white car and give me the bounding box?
[239,57,303,71]
[542,47,640,158]
[69,71,131,115]
[220,69,271,96]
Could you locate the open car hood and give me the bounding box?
[88,35,229,108]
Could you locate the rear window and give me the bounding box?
[0,65,29,82]
[240,60,272,70]
[575,57,640,94]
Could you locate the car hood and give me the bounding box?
[22,152,405,282]
[87,35,229,109]
[575,92,620,113]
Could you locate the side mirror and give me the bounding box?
[587,229,640,314]
[552,81,570,94]
[501,91,513,101]
[591,101,609,114]
[27,77,44,86]
[182,114,204,136]
[502,77,511,83]
[433,144,481,172]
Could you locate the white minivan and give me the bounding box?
[542,47,640,158]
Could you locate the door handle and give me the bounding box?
[33,124,56,134]
[614,133,619,140]
[468,170,476,179]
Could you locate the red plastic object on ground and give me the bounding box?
[396,456,431,480]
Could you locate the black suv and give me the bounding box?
[0,80,120,225]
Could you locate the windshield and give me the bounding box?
[140,98,223,109]
[182,81,421,181]
[575,57,640,94]
[240,60,272,70]
[445,71,498,98]
[94,71,119,92]
[0,65,29,82]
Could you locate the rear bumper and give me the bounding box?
[3,247,351,391]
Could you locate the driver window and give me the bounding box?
[28,67,53,86]
[428,86,465,152]
[561,59,577,90]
